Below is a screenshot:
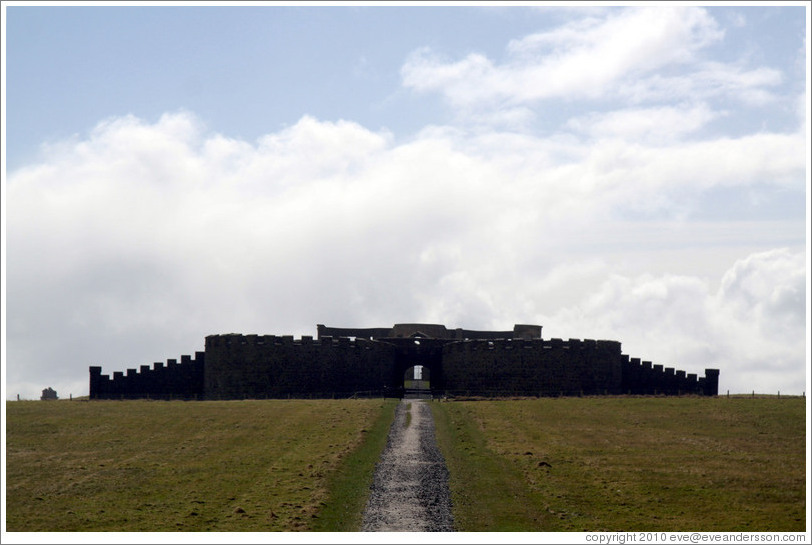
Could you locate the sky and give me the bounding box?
[2,2,809,400]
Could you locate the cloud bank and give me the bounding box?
[401,7,783,122]
[4,6,807,399]
[6,109,806,398]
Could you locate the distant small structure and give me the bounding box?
[41,387,58,400]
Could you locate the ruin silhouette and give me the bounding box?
[40,387,58,401]
[89,323,719,399]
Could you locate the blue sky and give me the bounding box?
[6,6,554,170]
[2,3,809,400]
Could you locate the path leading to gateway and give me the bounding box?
[361,399,454,532]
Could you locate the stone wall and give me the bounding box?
[203,334,397,399]
[89,328,719,399]
[89,352,205,399]
[441,338,625,396]
[620,357,719,395]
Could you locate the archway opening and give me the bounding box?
[403,365,431,392]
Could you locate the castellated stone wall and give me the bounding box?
[203,334,397,399]
[442,338,624,396]
[621,356,719,396]
[88,328,719,399]
[89,352,205,399]
[440,337,716,396]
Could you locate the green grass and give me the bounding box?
[430,400,553,530]
[5,398,395,532]
[309,399,396,531]
[8,396,806,533]
[431,396,806,532]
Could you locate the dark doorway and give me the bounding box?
[403,365,431,390]
[389,337,444,398]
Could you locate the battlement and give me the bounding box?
[89,351,204,400]
[205,333,380,349]
[444,337,622,353]
[619,354,718,395]
[90,323,719,400]
[202,331,398,400]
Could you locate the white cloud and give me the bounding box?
[619,62,783,106]
[565,103,719,143]
[507,7,722,70]
[402,7,727,107]
[401,6,785,131]
[716,248,806,337]
[5,109,806,399]
[546,248,806,395]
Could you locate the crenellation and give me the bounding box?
[91,322,719,399]
[598,340,622,354]
[703,369,720,396]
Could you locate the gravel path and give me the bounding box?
[361,399,454,532]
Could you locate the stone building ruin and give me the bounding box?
[41,387,58,400]
[89,323,719,400]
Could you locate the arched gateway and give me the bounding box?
[89,323,719,399]
[315,323,543,396]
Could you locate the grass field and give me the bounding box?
[6,396,807,533]
[431,396,807,532]
[5,398,396,531]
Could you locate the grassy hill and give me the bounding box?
[5,398,396,531]
[431,396,807,531]
[6,395,806,532]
